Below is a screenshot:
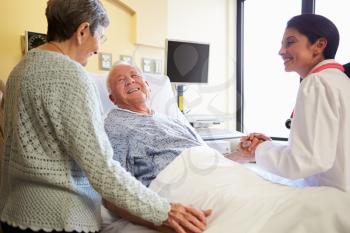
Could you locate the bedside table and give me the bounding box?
[195,128,244,155]
[195,128,244,140]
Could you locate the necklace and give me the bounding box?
[48,42,65,55]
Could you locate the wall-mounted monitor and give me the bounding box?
[166,39,209,84]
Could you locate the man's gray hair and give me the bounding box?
[106,61,144,94]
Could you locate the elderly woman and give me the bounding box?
[0,1,209,233]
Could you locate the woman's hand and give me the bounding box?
[164,203,212,233]
[102,199,211,233]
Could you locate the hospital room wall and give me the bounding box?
[168,0,237,129]
[0,0,166,81]
[0,0,237,129]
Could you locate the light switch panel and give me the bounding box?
[154,59,162,74]
[120,55,132,64]
[142,58,154,73]
[99,52,112,70]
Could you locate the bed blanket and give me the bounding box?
[102,146,350,233]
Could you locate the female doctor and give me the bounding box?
[238,14,350,192]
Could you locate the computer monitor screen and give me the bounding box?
[166,40,209,84]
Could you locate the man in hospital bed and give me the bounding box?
[104,63,209,188]
[101,63,350,233]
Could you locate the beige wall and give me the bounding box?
[0,0,166,81]
[0,0,237,125]
[119,0,167,48]
[0,1,47,81]
[167,0,236,129]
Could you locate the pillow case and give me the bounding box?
[89,72,187,123]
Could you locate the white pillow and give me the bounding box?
[89,72,187,123]
[90,73,114,116]
[143,73,188,124]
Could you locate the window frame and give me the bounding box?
[235,0,315,139]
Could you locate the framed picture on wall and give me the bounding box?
[22,31,47,54]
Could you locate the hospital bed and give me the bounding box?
[90,73,350,233]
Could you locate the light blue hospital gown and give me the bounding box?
[104,108,205,187]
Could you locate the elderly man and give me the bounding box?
[104,63,206,187]
[102,63,212,232]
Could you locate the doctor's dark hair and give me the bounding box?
[287,14,339,59]
[45,0,110,42]
[343,62,350,78]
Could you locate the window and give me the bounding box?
[240,0,301,138]
[237,0,348,139]
[316,0,350,65]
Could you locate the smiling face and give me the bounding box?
[279,27,326,78]
[76,24,106,66]
[108,64,151,112]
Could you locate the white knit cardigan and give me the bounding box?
[0,49,169,232]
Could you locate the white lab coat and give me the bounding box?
[255,59,350,192]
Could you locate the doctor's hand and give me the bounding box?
[238,133,271,156]
[164,203,212,233]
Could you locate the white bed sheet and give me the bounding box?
[101,146,350,233]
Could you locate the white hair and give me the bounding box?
[106,61,143,94]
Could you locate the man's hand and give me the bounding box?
[164,203,212,233]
